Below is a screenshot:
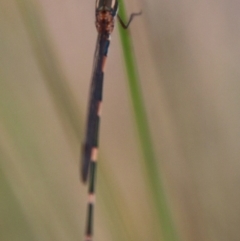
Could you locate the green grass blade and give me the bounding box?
[117,1,180,241]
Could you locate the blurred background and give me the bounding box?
[1,0,240,241]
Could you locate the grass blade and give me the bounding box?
[117,1,180,240]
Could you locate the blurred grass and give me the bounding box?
[1,1,83,241]
[16,0,82,143]
[0,148,35,241]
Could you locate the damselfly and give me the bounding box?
[81,0,141,240]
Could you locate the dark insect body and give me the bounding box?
[81,1,141,240]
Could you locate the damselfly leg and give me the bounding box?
[117,11,142,29]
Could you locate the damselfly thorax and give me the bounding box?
[96,10,115,36]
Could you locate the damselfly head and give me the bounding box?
[96,0,118,17]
